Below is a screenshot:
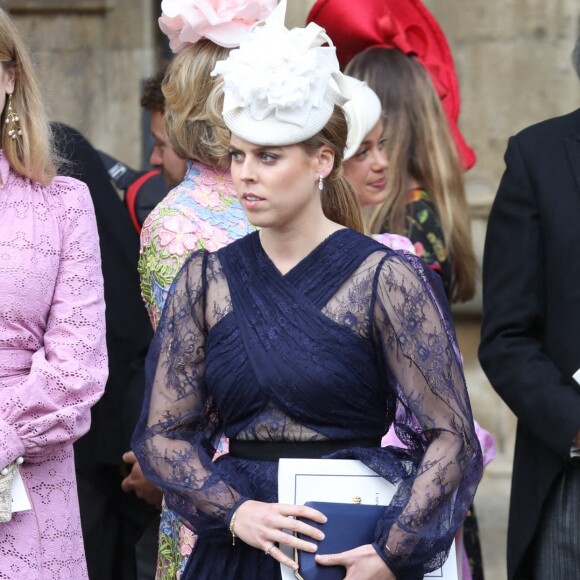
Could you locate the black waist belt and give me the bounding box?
[228,438,381,461]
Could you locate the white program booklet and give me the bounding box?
[278,458,458,580]
[11,469,32,512]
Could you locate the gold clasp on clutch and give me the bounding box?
[352,496,362,504]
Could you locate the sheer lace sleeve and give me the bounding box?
[371,252,482,578]
[132,251,246,536]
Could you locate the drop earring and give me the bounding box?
[318,174,324,191]
[4,94,22,140]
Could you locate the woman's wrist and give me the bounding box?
[372,540,400,574]
[227,497,250,545]
[229,507,239,545]
[0,419,25,469]
[1,456,23,476]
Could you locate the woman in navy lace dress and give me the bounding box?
[133,4,482,579]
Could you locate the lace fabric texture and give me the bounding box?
[0,152,108,578]
[139,161,253,328]
[134,229,482,579]
[138,160,253,578]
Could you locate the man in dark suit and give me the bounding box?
[479,36,580,579]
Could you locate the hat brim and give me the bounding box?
[224,99,335,146]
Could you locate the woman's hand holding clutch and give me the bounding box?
[232,499,328,571]
[315,544,394,579]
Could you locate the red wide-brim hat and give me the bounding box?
[307,0,476,170]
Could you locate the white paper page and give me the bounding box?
[11,469,32,512]
[278,458,457,580]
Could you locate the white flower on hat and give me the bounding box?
[159,0,277,53]
[212,0,356,146]
[213,21,339,128]
[212,0,358,146]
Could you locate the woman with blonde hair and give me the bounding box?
[342,76,415,253]
[133,4,482,578]
[0,8,107,578]
[308,0,478,305]
[346,48,477,303]
[137,2,276,576]
[342,78,389,214]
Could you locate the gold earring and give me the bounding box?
[4,94,22,140]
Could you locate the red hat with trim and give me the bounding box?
[306,0,476,170]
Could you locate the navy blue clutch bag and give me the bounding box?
[295,501,385,580]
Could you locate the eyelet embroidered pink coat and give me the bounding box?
[0,151,108,579]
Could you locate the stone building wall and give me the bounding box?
[7,0,158,168]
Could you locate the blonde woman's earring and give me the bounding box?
[318,174,324,191]
[4,94,22,140]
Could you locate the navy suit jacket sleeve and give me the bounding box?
[479,135,580,457]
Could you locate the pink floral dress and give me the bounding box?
[138,161,253,579]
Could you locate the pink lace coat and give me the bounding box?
[0,152,108,579]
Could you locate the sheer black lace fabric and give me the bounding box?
[133,229,482,579]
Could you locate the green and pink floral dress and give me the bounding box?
[138,161,253,579]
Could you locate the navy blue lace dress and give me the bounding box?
[133,229,482,580]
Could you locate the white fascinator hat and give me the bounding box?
[342,77,383,161]
[211,0,363,147]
